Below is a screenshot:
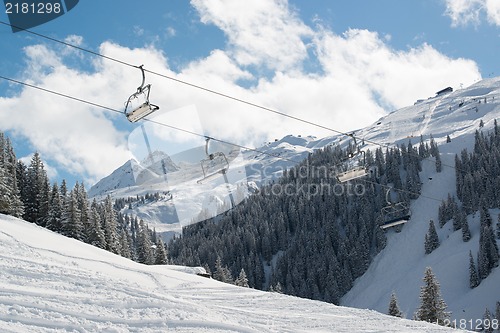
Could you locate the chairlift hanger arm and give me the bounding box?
[136,65,146,92]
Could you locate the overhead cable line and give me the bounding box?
[0,74,469,210]
[0,74,297,164]
[0,21,413,142]
[0,20,465,174]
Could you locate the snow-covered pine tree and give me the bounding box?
[24,152,48,224]
[235,268,249,288]
[461,215,471,242]
[483,308,494,333]
[137,220,154,265]
[451,206,464,232]
[46,183,63,232]
[429,136,442,173]
[61,189,83,240]
[414,267,450,325]
[103,195,120,254]
[59,179,68,198]
[119,230,132,259]
[0,165,9,214]
[2,138,24,218]
[88,205,106,249]
[477,207,500,281]
[405,163,421,200]
[0,138,12,215]
[75,182,91,243]
[424,220,440,254]
[469,250,479,288]
[154,238,168,265]
[213,256,233,284]
[388,292,403,318]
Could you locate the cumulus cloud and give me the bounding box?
[444,0,500,26]
[0,0,482,184]
[314,28,479,108]
[191,0,313,71]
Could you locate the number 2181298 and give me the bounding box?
[439,318,499,330]
[5,2,62,14]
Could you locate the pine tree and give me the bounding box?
[154,238,168,265]
[46,183,63,232]
[24,152,47,224]
[61,189,83,240]
[469,250,479,288]
[59,179,68,198]
[76,182,91,243]
[388,292,403,318]
[461,216,471,242]
[477,208,500,281]
[446,135,451,143]
[483,308,493,333]
[414,267,450,325]
[3,140,24,218]
[0,165,10,214]
[103,195,120,254]
[119,230,132,259]
[87,205,106,249]
[429,136,442,173]
[137,220,154,264]
[424,220,440,254]
[213,256,233,284]
[235,268,249,287]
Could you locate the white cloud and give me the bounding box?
[444,0,500,26]
[314,28,479,109]
[485,0,500,25]
[190,0,313,71]
[0,1,482,185]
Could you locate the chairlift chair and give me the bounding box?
[197,137,235,207]
[379,188,411,229]
[124,65,159,122]
[336,134,369,183]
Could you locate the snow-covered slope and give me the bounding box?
[342,78,500,322]
[0,214,462,332]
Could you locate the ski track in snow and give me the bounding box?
[0,215,465,332]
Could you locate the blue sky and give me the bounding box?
[0,0,499,186]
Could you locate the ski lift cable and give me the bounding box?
[0,74,297,164]
[0,74,470,211]
[0,19,457,174]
